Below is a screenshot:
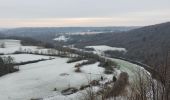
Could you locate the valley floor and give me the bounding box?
[0,39,151,100]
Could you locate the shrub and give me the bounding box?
[74,59,96,68]
[101,60,116,74]
[75,67,81,73]
[80,85,90,90]
[0,56,19,76]
[0,42,5,48]
[80,59,96,66]
[112,76,117,82]
[53,88,57,91]
[67,57,83,63]
[0,53,4,55]
[105,72,129,98]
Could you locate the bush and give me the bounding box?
[13,51,23,54]
[0,43,5,48]
[105,72,129,98]
[75,67,81,73]
[0,56,19,76]
[100,60,116,74]
[80,85,90,90]
[80,59,96,66]
[74,59,96,68]
[0,53,4,55]
[67,57,83,63]
[104,69,113,74]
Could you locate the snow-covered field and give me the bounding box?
[2,54,51,63]
[0,39,21,47]
[0,39,35,54]
[64,32,102,35]
[0,39,151,100]
[0,39,22,54]
[85,45,127,54]
[0,54,143,100]
[0,57,105,100]
[0,39,58,54]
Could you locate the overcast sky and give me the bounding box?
[0,0,170,27]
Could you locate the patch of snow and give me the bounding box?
[86,45,126,52]
[54,35,69,42]
[85,45,127,55]
[66,32,102,35]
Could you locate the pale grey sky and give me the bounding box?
[0,0,170,27]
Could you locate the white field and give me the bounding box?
[42,57,146,100]
[0,39,21,54]
[0,57,106,100]
[65,32,102,35]
[0,39,58,54]
[0,39,35,54]
[85,45,127,54]
[2,54,52,63]
[0,39,21,47]
[0,53,148,100]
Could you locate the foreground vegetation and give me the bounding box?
[0,56,19,76]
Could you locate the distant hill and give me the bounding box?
[0,32,5,39]
[1,27,137,42]
[69,22,170,71]
[1,22,170,71]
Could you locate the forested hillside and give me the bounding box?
[70,22,170,74]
